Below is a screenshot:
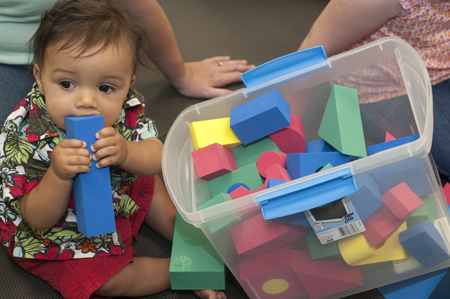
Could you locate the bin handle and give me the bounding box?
[255,168,357,220]
[241,46,328,89]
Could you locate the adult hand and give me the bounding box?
[174,56,254,98]
[92,127,128,168]
[50,139,90,180]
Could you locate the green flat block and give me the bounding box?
[199,193,240,234]
[318,84,367,157]
[232,138,279,167]
[207,162,263,197]
[170,214,225,290]
[305,232,338,259]
[408,195,436,221]
[407,215,430,227]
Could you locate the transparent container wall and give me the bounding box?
[163,38,430,220]
[200,154,450,299]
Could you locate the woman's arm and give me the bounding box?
[300,0,403,55]
[114,0,252,98]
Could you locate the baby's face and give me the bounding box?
[33,39,135,129]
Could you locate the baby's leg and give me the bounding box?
[144,175,176,240]
[95,256,170,296]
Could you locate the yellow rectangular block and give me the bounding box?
[190,117,240,150]
[338,222,408,266]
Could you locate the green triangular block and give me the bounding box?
[170,214,225,290]
[318,84,367,157]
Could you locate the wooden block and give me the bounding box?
[233,138,280,167]
[170,214,225,290]
[256,151,287,178]
[207,163,263,198]
[230,213,305,255]
[230,90,291,145]
[190,117,240,150]
[307,138,334,152]
[286,151,352,179]
[318,84,367,157]
[399,222,449,267]
[270,114,306,153]
[288,249,363,299]
[364,207,403,248]
[64,115,115,237]
[338,222,407,266]
[229,186,251,199]
[192,143,237,180]
[238,248,307,299]
[305,233,338,260]
[383,182,423,220]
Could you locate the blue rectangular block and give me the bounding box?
[306,139,334,153]
[399,222,448,268]
[286,152,353,179]
[230,90,290,145]
[64,115,116,237]
[367,134,418,155]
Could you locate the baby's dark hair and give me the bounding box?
[32,0,145,67]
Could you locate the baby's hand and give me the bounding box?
[92,127,128,168]
[51,139,90,180]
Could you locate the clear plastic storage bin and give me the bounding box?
[162,38,450,299]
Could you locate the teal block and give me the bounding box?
[207,163,263,197]
[170,214,225,290]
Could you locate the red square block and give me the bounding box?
[192,143,236,180]
[264,164,291,182]
[364,207,403,248]
[382,182,423,220]
[231,213,305,255]
[270,114,306,153]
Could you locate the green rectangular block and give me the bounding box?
[232,138,279,167]
[170,214,225,290]
[200,193,240,234]
[207,162,263,197]
[305,232,338,259]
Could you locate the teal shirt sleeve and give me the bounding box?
[0,0,57,65]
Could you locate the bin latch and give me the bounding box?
[241,45,328,89]
[255,168,357,220]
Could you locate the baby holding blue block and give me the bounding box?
[0,1,224,298]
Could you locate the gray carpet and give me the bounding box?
[1,1,384,298]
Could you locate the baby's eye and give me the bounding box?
[98,84,114,94]
[59,80,74,90]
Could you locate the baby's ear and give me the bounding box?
[32,64,44,92]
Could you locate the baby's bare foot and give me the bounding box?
[194,289,226,299]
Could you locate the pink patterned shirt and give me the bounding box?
[357,0,450,85]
